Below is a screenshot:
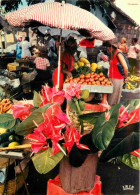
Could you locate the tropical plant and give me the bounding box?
[2,83,139,174]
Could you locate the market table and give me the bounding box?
[0,148,31,195]
[63,83,113,104]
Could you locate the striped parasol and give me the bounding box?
[5,1,115,89]
[5,2,115,41]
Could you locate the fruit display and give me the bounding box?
[90,63,101,72]
[64,72,112,86]
[124,82,136,90]
[74,57,90,69]
[0,98,12,114]
[128,75,140,82]
[0,128,21,148]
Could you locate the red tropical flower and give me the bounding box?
[63,126,89,153]
[40,85,65,107]
[126,108,140,125]
[65,82,81,101]
[11,103,33,121]
[25,128,48,153]
[26,104,71,155]
[117,105,129,128]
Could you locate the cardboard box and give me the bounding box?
[7,62,19,71]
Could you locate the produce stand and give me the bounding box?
[0,149,31,195]
[63,83,113,104]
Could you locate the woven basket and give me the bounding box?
[0,157,15,169]
[0,165,29,195]
[68,109,94,133]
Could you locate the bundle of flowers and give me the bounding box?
[10,83,140,174]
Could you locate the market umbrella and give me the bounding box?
[5,1,116,89]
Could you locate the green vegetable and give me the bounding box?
[0,131,14,144]
[0,141,10,148]
[9,135,20,142]
[72,66,91,78]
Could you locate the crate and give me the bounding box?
[7,62,19,72]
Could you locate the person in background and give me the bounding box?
[118,37,128,54]
[127,38,140,74]
[61,37,77,78]
[106,42,128,106]
[97,54,109,70]
[16,37,22,59]
[21,37,32,58]
[34,49,50,70]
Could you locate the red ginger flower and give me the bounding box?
[40,85,65,107]
[11,103,33,121]
[65,82,81,101]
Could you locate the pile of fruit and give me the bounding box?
[74,57,90,69]
[124,82,136,90]
[0,127,21,148]
[128,75,140,82]
[0,99,12,114]
[65,72,111,86]
[74,57,102,72]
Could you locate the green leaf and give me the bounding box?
[0,114,16,129]
[32,147,65,174]
[79,111,104,125]
[92,104,120,150]
[68,100,85,112]
[100,132,139,162]
[123,99,140,112]
[15,103,53,136]
[80,90,89,99]
[33,90,42,108]
[117,154,140,170]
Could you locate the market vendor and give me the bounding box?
[106,42,128,106]
[34,49,50,70]
[61,37,77,78]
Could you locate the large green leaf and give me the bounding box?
[79,111,104,125]
[123,99,140,112]
[117,154,140,170]
[15,103,53,136]
[92,104,120,150]
[0,113,16,129]
[32,147,65,174]
[33,90,42,108]
[100,132,139,162]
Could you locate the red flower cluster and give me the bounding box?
[11,103,33,121]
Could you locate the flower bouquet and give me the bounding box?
[9,83,140,193]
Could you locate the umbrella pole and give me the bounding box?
[56,29,62,91]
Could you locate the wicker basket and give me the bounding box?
[0,157,15,169]
[0,165,29,195]
[68,109,94,133]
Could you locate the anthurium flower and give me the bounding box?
[130,149,140,157]
[11,103,33,121]
[25,128,48,153]
[126,108,140,125]
[40,85,65,107]
[65,82,81,101]
[117,105,129,128]
[64,126,89,153]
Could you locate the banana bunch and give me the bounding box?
[126,82,136,90]
[128,75,140,82]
